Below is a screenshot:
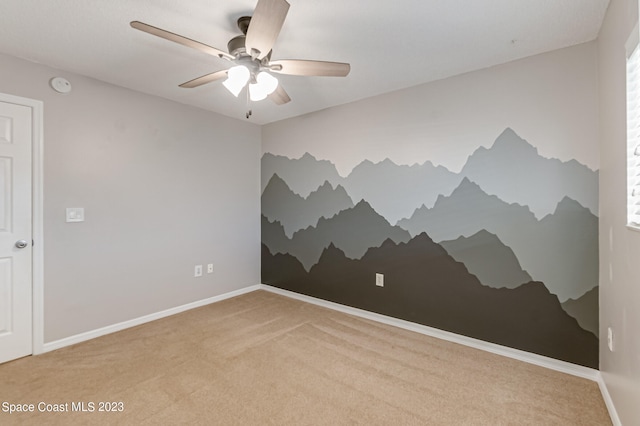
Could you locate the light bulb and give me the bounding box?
[257,72,278,95]
[249,83,268,101]
[222,66,250,97]
[249,72,279,101]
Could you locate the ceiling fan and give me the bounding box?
[131,0,350,117]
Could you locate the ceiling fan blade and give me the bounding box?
[245,0,290,60]
[270,60,350,77]
[268,84,291,105]
[179,70,229,88]
[130,21,234,61]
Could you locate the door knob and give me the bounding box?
[15,240,28,249]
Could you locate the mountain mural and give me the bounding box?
[262,154,463,226]
[440,230,532,289]
[397,178,598,302]
[277,200,411,270]
[262,129,598,224]
[460,128,598,218]
[261,127,599,368]
[262,234,598,368]
[262,174,354,237]
[261,215,290,256]
[261,152,343,197]
[562,286,599,337]
[534,197,599,302]
[342,159,463,225]
[397,177,537,241]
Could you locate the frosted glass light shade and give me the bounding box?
[222,66,250,97]
[258,72,278,94]
[249,83,268,101]
[249,72,278,101]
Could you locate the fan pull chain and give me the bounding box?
[245,86,252,119]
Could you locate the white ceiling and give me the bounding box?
[0,0,609,125]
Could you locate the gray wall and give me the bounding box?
[597,0,640,424]
[0,53,261,343]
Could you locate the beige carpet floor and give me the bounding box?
[0,290,610,425]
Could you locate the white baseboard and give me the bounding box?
[42,285,261,353]
[596,372,622,426]
[259,284,600,382]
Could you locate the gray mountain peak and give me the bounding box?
[553,196,588,213]
[261,215,290,256]
[449,177,481,195]
[343,157,463,224]
[561,286,599,337]
[440,230,533,289]
[460,129,598,218]
[288,200,411,270]
[397,179,597,302]
[300,152,316,160]
[262,174,354,238]
[492,127,538,153]
[261,152,343,197]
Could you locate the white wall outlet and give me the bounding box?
[607,327,614,352]
[194,265,203,277]
[375,273,384,287]
[207,263,214,273]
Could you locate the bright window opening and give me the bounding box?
[626,24,640,228]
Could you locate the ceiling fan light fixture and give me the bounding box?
[249,83,268,101]
[258,71,279,94]
[131,0,351,111]
[222,65,250,97]
[249,71,279,101]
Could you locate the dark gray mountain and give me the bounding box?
[262,234,598,368]
[397,178,598,302]
[342,158,463,224]
[440,230,532,289]
[261,152,343,197]
[261,174,305,234]
[562,286,599,337]
[262,174,354,237]
[460,128,598,218]
[261,215,291,256]
[287,200,411,270]
[535,197,599,303]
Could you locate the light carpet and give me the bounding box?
[0,290,611,425]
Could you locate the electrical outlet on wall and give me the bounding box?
[375,273,384,287]
[207,263,214,273]
[194,265,203,277]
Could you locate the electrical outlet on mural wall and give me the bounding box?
[375,273,384,287]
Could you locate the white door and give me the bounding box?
[0,100,32,364]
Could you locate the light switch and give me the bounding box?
[66,207,85,223]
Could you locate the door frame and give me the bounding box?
[0,92,44,355]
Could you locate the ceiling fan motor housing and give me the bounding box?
[228,16,272,60]
[228,35,272,61]
[227,35,247,57]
